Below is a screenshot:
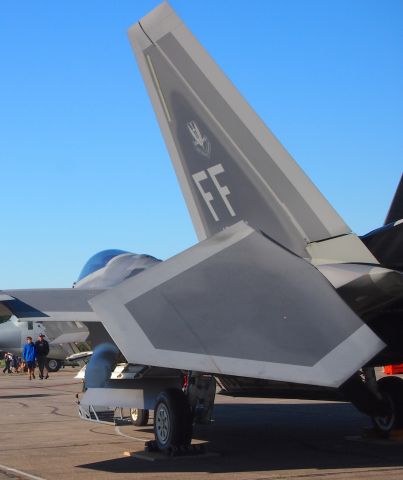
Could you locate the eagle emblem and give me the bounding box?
[186,120,211,158]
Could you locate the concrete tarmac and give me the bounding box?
[0,369,403,480]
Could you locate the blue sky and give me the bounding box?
[0,0,402,288]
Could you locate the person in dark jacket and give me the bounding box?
[35,333,50,379]
[12,353,19,373]
[22,337,36,380]
[2,352,12,374]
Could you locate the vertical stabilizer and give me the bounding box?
[128,2,351,256]
[385,174,403,225]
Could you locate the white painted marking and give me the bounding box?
[192,164,235,221]
[0,463,47,480]
[115,425,150,443]
[192,170,219,221]
[208,164,235,217]
[186,120,211,157]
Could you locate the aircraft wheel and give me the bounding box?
[130,408,149,426]
[372,376,403,434]
[47,359,62,372]
[153,389,193,452]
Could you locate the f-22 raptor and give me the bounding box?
[1,2,402,452]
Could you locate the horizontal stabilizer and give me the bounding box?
[90,222,384,388]
[0,289,103,323]
[128,2,350,257]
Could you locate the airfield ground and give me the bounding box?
[0,368,403,480]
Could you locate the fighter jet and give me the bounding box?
[0,250,161,371]
[1,2,402,453]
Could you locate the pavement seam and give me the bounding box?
[0,464,47,480]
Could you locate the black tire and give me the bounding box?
[46,359,62,372]
[153,389,193,452]
[130,408,149,426]
[372,376,403,434]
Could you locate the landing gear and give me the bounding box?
[47,359,62,372]
[130,408,149,426]
[372,376,403,434]
[153,389,193,452]
[341,368,403,436]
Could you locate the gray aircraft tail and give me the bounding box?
[385,174,403,225]
[128,2,351,257]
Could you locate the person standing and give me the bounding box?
[35,333,49,380]
[2,352,12,374]
[12,353,19,373]
[22,337,36,380]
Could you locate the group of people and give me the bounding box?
[2,334,50,381]
[2,352,20,373]
[22,334,50,380]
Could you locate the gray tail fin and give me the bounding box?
[385,174,403,225]
[128,2,350,256]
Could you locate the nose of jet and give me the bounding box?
[0,320,21,351]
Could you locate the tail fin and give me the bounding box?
[385,174,403,225]
[128,2,350,256]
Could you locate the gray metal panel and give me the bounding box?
[157,33,333,242]
[144,45,307,256]
[318,263,403,315]
[89,222,384,387]
[307,233,378,266]
[1,289,103,322]
[81,377,181,410]
[127,232,361,366]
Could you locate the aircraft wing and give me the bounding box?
[0,289,103,323]
[89,222,385,388]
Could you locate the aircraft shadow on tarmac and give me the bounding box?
[78,402,403,474]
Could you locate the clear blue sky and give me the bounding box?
[0,0,402,288]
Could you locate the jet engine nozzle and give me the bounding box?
[84,343,119,388]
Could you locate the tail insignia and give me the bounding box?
[186,120,211,158]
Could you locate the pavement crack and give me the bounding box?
[89,427,121,437]
[0,442,127,452]
[44,405,76,418]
